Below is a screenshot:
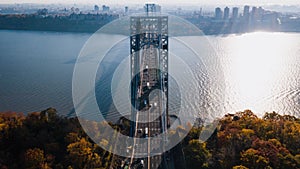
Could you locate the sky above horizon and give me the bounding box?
[0,0,299,5]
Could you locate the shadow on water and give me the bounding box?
[67,38,129,121]
[66,37,182,122]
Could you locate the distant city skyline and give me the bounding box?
[0,0,299,5]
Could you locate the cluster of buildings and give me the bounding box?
[31,5,119,21]
[1,3,300,35]
[180,5,282,34]
[215,6,239,20]
[214,5,279,24]
[94,5,110,13]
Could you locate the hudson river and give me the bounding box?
[0,30,299,119]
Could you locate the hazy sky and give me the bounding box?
[0,0,299,5]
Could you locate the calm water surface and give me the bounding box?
[0,30,299,118]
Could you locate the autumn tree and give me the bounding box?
[184,139,211,169]
[232,165,249,169]
[67,138,102,169]
[24,148,51,169]
[240,148,270,169]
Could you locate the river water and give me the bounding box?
[0,30,299,119]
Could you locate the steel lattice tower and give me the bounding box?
[129,13,169,169]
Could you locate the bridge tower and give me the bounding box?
[129,4,169,169]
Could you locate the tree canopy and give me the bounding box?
[0,109,299,169]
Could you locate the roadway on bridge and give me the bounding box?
[130,44,165,169]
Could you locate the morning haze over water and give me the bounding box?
[0,30,299,118]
